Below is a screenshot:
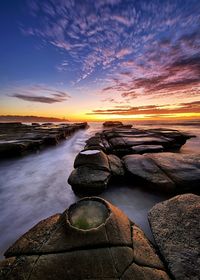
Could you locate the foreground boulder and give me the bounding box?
[68,149,124,194]
[123,153,200,192]
[148,194,200,280]
[0,197,171,280]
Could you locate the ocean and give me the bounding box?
[0,121,199,259]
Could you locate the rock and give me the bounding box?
[103,121,123,127]
[100,127,192,155]
[123,154,176,192]
[147,153,200,192]
[69,152,125,194]
[0,197,171,280]
[74,149,110,172]
[148,194,200,280]
[0,142,27,157]
[123,153,200,192]
[121,263,170,280]
[0,122,88,159]
[132,225,164,269]
[107,154,125,176]
[68,166,111,194]
[131,144,164,154]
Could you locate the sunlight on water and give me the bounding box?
[0,122,199,258]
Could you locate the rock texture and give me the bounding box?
[68,123,195,195]
[68,149,124,194]
[0,122,88,158]
[123,153,200,192]
[148,194,200,280]
[85,126,193,156]
[0,197,171,280]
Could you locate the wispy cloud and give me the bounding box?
[87,101,200,115]
[9,85,70,104]
[20,0,200,113]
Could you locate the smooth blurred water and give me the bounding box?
[0,121,199,259]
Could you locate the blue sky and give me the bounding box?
[0,0,200,120]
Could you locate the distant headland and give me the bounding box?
[0,115,68,123]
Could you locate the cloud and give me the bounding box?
[22,0,200,103]
[9,85,70,104]
[87,100,200,115]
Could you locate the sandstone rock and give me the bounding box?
[132,225,164,270]
[123,153,200,192]
[0,197,170,280]
[131,144,164,154]
[148,153,200,191]
[0,122,88,158]
[107,154,124,176]
[123,154,175,192]
[103,121,123,127]
[148,194,200,280]
[68,166,111,194]
[74,149,110,171]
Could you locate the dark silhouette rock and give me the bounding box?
[131,144,164,154]
[68,167,111,194]
[107,154,125,176]
[148,194,200,280]
[103,121,123,127]
[0,197,171,280]
[74,149,110,171]
[0,122,88,159]
[85,127,192,157]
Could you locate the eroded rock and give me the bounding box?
[0,122,88,158]
[69,150,124,194]
[148,194,200,280]
[0,197,170,280]
[123,153,200,192]
[68,166,111,194]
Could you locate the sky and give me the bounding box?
[0,0,200,121]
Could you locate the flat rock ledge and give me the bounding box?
[68,123,197,195]
[0,122,88,158]
[0,197,171,280]
[123,153,200,193]
[85,124,193,156]
[148,193,200,280]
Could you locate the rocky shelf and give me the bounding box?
[0,122,88,158]
[68,122,198,195]
[1,195,199,280]
[0,197,172,280]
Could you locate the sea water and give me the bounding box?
[0,121,199,258]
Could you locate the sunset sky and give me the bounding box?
[0,0,200,121]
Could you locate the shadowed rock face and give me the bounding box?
[103,121,124,127]
[123,153,200,192]
[0,197,171,280]
[0,122,88,158]
[68,149,124,195]
[84,126,193,156]
[148,194,200,280]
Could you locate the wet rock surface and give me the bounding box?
[148,194,200,280]
[0,197,171,280]
[124,153,200,192]
[68,149,124,194]
[0,122,88,158]
[68,123,196,195]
